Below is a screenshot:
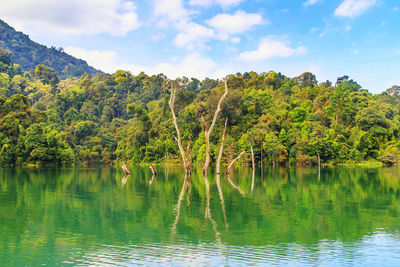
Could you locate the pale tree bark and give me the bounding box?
[216,118,228,175]
[318,152,321,181]
[121,162,131,175]
[251,145,255,193]
[169,82,191,174]
[260,141,263,182]
[149,164,157,176]
[225,151,245,175]
[201,80,228,176]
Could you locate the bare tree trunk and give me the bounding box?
[169,82,191,174]
[318,152,321,181]
[225,151,245,175]
[260,141,263,182]
[216,119,228,175]
[251,145,255,193]
[121,162,131,175]
[202,80,228,176]
[149,164,157,175]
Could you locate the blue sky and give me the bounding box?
[1,0,399,93]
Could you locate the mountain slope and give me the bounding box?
[0,19,101,78]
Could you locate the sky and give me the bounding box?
[1,0,399,93]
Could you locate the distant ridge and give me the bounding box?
[0,19,101,78]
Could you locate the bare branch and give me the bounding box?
[250,145,255,193]
[225,151,245,175]
[121,162,131,175]
[149,164,157,175]
[209,79,229,135]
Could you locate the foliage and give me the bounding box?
[0,19,100,78]
[0,50,399,167]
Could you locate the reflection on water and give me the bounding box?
[1,166,400,266]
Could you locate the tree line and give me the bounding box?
[1,48,400,167]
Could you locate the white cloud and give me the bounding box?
[154,0,189,23]
[0,0,140,36]
[189,0,213,6]
[207,10,265,39]
[64,47,118,73]
[188,0,243,8]
[393,7,399,12]
[151,33,166,42]
[334,0,377,18]
[173,22,215,49]
[303,0,321,7]
[154,3,263,49]
[215,0,243,7]
[230,37,241,43]
[65,46,230,80]
[125,53,233,80]
[145,53,219,79]
[237,36,307,61]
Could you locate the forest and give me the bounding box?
[1,46,400,167]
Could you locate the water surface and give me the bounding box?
[1,166,400,266]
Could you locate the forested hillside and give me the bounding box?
[0,19,100,78]
[0,49,399,167]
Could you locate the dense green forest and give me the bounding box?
[0,46,400,167]
[0,19,100,78]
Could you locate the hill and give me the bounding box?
[0,19,100,78]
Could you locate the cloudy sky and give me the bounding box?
[1,0,399,93]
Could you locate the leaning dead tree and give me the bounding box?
[216,119,228,175]
[250,145,255,193]
[201,80,228,176]
[169,81,191,174]
[225,151,245,175]
[149,164,157,176]
[121,162,131,175]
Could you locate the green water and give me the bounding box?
[1,166,400,266]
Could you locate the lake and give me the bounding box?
[1,166,400,266]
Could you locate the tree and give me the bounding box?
[0,48,12,65]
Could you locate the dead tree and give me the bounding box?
[250,145,255,193]
[225,151,245,175]
[216,119,228,175]
[169,82,191,174]
[121,162,131,175]
[201,80,228,176]
[149,164,157,175]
